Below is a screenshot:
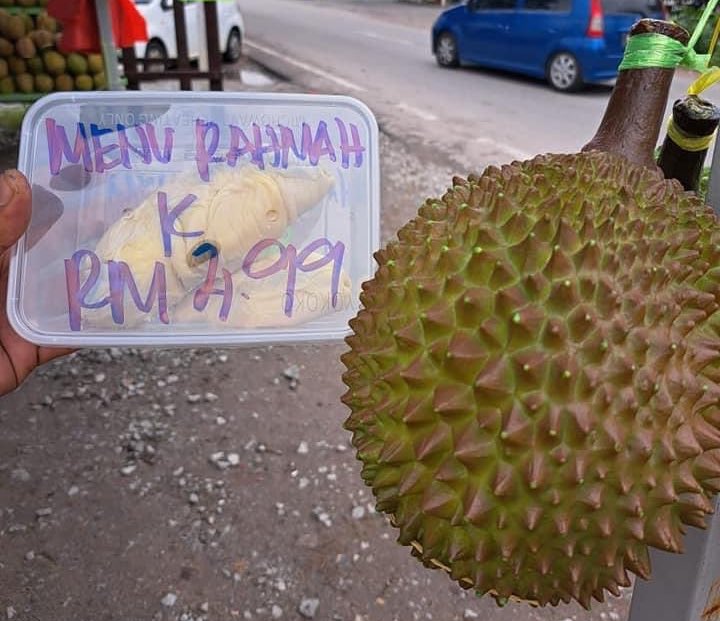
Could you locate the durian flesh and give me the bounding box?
[80,165,344,328]
[172,251,353,328]
[341,150,720,609]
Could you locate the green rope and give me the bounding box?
[618,0,720,72]
[618,33,709,71]
[689,0,720,51]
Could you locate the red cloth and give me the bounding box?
[48,0,148,54]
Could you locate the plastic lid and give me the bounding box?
[7,91,380,347]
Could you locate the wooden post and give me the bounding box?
[204,1,223,91]
[121,47,140,90]
[172,0,192,91]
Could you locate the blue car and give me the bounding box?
[431,0,666,91]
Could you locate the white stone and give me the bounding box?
[351,506,365,520]
[10,468,30,482]
[298,598,319,619]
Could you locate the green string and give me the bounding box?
[618,0,720,73]
[618,33,709,71]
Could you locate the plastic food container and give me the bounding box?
[7,91,380,347]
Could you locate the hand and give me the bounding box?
[0,169,73,396]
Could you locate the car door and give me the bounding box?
[510,0,575,73]
[601,0,666,59]
[217,2,234,49]
[461,0,519,65]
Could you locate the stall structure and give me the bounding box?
[0,0,223,114]
[118,0,224,91]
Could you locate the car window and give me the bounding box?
[602,0,662,15]
[471,0,517,10]
[523,0,571,10]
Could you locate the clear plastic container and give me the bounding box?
[7,91,380,347]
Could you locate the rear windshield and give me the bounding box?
[602,0,663,16]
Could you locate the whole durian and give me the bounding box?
[341,18,720,610]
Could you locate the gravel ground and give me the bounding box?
[0,58,634,621]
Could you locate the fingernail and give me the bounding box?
[0,170,20,208]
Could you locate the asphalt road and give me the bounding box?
[238,0,703,172]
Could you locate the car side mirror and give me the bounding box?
[160,0,173,10]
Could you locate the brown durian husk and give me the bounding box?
[339,17,720,612]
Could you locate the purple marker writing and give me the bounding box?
[46,118,175,175]
[64,250,169,330]
[242,237,345,317]
[194,117,366,180]
[157,192,204,257]
[193,251,233,321]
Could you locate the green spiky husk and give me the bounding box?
[341,150,720,610]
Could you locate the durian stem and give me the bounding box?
[582,19,690,170]
[657,94,720,192]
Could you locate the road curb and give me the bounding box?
[243,42,298,86]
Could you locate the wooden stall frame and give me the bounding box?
[118,0,224,91]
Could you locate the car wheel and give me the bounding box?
[224,28,243,63]
[547,52,583,92]
[145,39,168,72]
[435,32,459,67]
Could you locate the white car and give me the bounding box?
[132,0,244,65]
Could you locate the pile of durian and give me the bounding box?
[0,1,49,7]
[0,7,105,95]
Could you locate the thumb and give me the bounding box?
[0,170,30,257]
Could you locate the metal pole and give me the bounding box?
[627,499,720,621]
[93,0,125,91]
[707,135,720,215]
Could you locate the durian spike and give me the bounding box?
[582,19,690,169]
